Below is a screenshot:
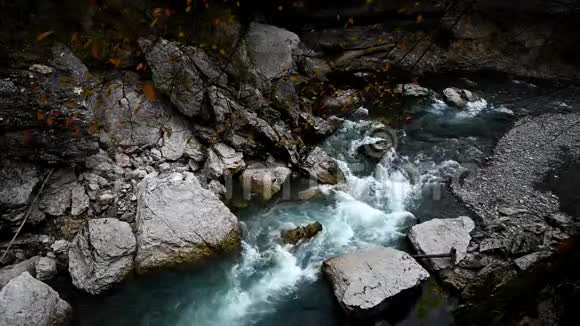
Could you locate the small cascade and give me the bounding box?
[181,121,424,326]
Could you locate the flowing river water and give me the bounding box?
[70,76,578,326]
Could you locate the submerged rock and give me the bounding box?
[301,147,345,185]
[0,272,72,326]
[135,173,240,273]
[240,162,291,200]
[408,216,475,271]
[281,222,323,245]
[68,218,136,294]
[442,87,480,107]
[323,247,429,318]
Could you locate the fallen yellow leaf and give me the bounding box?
[143,82,158,101]
[36,31,54,42]
[152,8,164,17]
[109,57,121,67]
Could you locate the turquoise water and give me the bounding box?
[70,87,524,326]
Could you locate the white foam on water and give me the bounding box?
[182,121,426,326]
[429,94,514,119]
[456,98,488,118]
[349,136,386,157]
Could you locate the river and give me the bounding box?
[69,75,577,326]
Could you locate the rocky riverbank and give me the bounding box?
[0,20,351,323]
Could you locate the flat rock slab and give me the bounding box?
[323,247,429,318]
[408,216,475,271]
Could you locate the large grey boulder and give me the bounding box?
[0,272,72,326]
[138,38,204,117]
[240,162,291,200]
[245,23,300,80]
[323,247,429,317]
[408,216,475,271]
[301,147,345,185]
[68,218,136,294]
[0,256,40,288]
[135,173,240,273]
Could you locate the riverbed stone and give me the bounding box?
[442,87,466,107]
[323,247,429,317]
[240,162,291,200]
[408,216,475,271]
[134,173,240,273]
[281,222,323,245]
[68,218,136,294]
[0,272,72,326]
